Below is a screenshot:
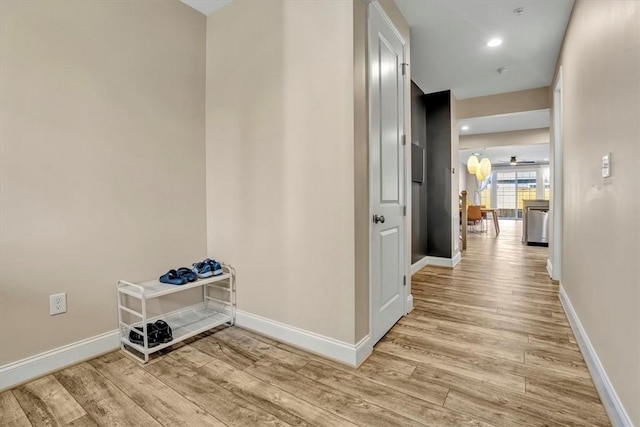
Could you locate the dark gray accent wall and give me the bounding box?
[411,81,428,263]
[425,90,452,258]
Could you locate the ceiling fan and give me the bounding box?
[494,156,537,166]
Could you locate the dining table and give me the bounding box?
[480,208,500,235]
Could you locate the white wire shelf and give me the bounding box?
[120,304,232,355]
[117,263,236,363]
[118,273,231,300]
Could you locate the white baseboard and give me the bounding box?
[405,294,414,314]
[354,334,373,367]
[546,259,553,278]
[558,285,633,427]
[412,255,460,269]
[451,251,462,267]
[0,330,119,391]
[411,256,430,274]
[235,310,372,367]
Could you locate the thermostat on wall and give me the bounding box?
[602,153,611,178]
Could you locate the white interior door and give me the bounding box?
[369,3,406,345]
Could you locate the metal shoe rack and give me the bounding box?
[116,264,235,363]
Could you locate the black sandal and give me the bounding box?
[154,320,173,343]
[129,323,160,347]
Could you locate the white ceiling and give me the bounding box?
[459,109,549,135]
[460,143,549,165]
[395,0,574,99]
[180,0,232,16]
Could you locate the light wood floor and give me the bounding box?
[1,221,610,426]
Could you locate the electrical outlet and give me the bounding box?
[50,293,67,315]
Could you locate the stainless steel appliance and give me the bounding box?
[526,208,549,246]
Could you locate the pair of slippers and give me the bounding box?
[159,268,197,285]
[129,320,172,348]
[159,258,223,285]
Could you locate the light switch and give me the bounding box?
[602,153,611,178]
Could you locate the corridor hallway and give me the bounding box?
[2,221,611,427]
[403,220,610,425]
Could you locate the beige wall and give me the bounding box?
[206,0,357,344]
[459,128,550,150]
[206,0,410,346]
[457,87,550,119]
[353,0,369,341]
[553,0,640,423]
[0,1,207,365]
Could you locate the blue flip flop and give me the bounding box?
[176,267,198,282]
[159,269,187,285]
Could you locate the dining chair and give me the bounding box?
[467,205,483,233]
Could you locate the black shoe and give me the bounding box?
[129,323,160,347]
[154,320,173,344]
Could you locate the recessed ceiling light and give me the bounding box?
[497,66,510,74]
[487,38,502,48]
[544,158,549,161]
[461,125,470,131]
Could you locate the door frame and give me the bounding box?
[550,66,563,281]
[367,1,411,344]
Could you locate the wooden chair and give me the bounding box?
[467,205,483,233]
[480,205,488,230]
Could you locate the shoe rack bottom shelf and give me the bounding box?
[121,303,232,357]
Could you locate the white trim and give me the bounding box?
[411,256,430,274]
[411,252,461,273]
[451,251,462,267]
[354,334,374,367]
[559,285,633,427]
[235,310,372,367]
[0,330,119,391]
[405,294,414,314]
[419,255,459,268]
[546,259,553,278]
[370,1,406,45]
[551,66,563,282]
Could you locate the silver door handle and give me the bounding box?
[373,214,385,224]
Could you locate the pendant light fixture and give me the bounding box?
[467,154,492,181]
[479,157,492,177]
[467,155,479,175]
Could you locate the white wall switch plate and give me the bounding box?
[50,292,67,315]
[602,153,611,178]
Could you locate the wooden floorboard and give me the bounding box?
[5,221,610,426]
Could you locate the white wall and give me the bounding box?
[450,94,460,257]
[0,0,207,365]
[459,162,467,193]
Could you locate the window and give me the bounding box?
[495,169,542,219]
[543,166,550,200]
[516,171,537,218]
[496,172,516,218]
